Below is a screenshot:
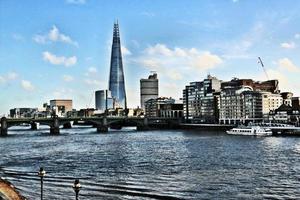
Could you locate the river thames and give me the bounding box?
[0,126,300,199]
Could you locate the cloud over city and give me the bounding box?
[33,25,78,47]
[21,80,35,91]
[43,51,77,67]
[135,43,223,81]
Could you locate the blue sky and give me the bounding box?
[1,0,300,114]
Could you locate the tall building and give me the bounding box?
[95,90,114,111]
[183,75,221,123]
[109,21,127,109]
[140,72,159,110]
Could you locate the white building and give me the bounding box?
[261,92,283,116]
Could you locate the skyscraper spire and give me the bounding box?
[108,21,127,109]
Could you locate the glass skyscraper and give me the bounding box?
[108,21,127,109]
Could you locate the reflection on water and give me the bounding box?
[0,126,300,199]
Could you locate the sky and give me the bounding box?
[1,0,300,114]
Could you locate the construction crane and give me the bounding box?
[258,57,279,93]
[258,57,269,80]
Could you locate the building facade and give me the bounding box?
[95,90,114,112]
[140,72,159,110]
[144,97,183,118]
[261,92,283,118]
[183,75,221,123]
[219,86,264,124]
[108,21,127,109]
[50,99,73,117]
[9,108,38,118]
[219,78,281,125]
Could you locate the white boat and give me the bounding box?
[226,126,272,136]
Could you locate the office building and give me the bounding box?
[95,90,114,112]
[261,92,283,117]
[183,75,221,123]
[108,21,127,109]
[50,99,73,117]
[140,72,159,110]
[9,108,38,118]
[219,86,264,124]
[144,97,183,118]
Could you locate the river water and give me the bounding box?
[0,126,300,199]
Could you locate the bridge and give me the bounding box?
[0,116,182,136]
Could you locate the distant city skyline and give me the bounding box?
[1,0,300,114]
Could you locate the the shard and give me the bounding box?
[109,21,127,109]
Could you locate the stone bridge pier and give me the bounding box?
[63,122,72,129]
[137,117,149,131]
[96,117,108,133]
[31,122,39,130]
[0,117,8,136]
[50,117,60,135]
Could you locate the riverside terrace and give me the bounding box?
[0,116,183,136]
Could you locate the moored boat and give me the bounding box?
[226,126,272,136]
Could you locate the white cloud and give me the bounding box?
[33,25,78,47]
[145,44,173,56]
[84,67,99,77]
[43,51,77,67]
[0,72,18,85]
[62,75,74,82]
[84,79,101,86]
[280,42,296,49]
[66,0,86,4]
[52,88,74,99]
[7,72,18,80]
[193,51,223,69]
[21,80,35,91]
[168,71,183,80]
[278,58,300,72]
[138,44,223,80]
[121,46,132,56]
[295,33,300,39]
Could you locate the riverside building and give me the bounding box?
[95,90,114,112]
[140,72,159,110]
[50,99,73,117]
[144,97,183,118]
[219,78,280,125]
[183,75,221,123]
[261,92,283,119]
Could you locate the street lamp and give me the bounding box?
[73,179,81,200]
[38,167,46,200]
